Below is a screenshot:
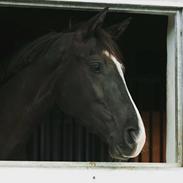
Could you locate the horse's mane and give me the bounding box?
[1,32,62,84]
[0,28,121,85]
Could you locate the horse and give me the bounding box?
[0,8,145,161]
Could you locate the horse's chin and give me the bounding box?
[109,149,129,162]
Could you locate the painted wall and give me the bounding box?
[0,165,182,183]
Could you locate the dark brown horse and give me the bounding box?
[0,8,145,161]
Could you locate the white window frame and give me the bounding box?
[0,0,182,169]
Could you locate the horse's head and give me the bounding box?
[55,8,146,161]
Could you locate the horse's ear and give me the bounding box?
[77,7,108,39]
[106,17,132,40]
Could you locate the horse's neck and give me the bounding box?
[0,60,61,159]
[0,32,71,159]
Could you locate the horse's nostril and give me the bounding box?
[125,128,138,147]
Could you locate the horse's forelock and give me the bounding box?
[95,28,123,64]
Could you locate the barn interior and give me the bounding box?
[0,7,167,162]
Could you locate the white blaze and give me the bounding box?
[103,51,146,157]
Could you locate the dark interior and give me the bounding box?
[0,7,167,162]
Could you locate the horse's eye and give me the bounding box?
[90,62,102,73]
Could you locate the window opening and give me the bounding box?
[0,7,167,163]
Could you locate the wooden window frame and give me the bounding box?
[0,0,183,169]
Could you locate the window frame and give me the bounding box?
[0,0,182,168]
